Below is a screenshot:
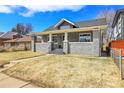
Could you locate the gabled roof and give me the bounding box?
[54,18,76,28]
[0,32,4,36]
[44,18,107,32]
[75,18,106,28]
[0,31,17,39]
[112,8,124,28]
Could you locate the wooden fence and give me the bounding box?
[111,40,124,80]
[111,40,124,56]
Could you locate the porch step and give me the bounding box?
[50,49,64,55]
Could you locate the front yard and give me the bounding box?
[0,51,43,65]
[3,54,124,88]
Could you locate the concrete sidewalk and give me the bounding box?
[0,73,39,88]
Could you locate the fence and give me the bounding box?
[111,40,124,49]
[111,48,123,80]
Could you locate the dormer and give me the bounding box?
[54,18,77,30]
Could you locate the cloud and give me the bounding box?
[0,5,85,17]
[0,5,21,14]
[0,5,13,13]
[19,5,85,17]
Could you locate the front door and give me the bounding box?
[52,35,64,50]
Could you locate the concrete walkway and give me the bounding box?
[0,73,39,88]
[0,56,44,88]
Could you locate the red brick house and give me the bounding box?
[4,35,32,50]
[0,31,18,46]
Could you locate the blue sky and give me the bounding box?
[0,5,124,32]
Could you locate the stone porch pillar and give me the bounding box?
[40,36,44,43]
[63,32,69,54]
[48,33,52,53]
[31,36,36,52]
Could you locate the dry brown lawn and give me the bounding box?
[3,54,124,88]
[0,51,43,65]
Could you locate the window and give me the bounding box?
[15,43,19,47]
[60,25,70,30]
[79,33,92,42]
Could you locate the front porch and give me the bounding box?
[32,27,104,56]
[32,32,70,54]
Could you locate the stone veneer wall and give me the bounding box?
[34,30,101,56]
[35,43,49,53]
[69,31,100,56]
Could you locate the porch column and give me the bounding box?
[40,36,44,43]
[48,33,52,53]
[31,35,36,52]
[63,32,69,54]
[64,32,68,42]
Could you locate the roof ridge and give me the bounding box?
[74,18,106,24]
[0,31,8,37]
[43,18,107,32]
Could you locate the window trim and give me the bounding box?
[79,32,92,42]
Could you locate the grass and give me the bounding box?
[0,51,43,65]
[3,54,124,88]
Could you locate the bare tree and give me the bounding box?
[11,27,17,32]
[25,24,32,34]
[97,9,115,25]
[97,11,107,19]
[96,8,115,41]
[11,23,32,37]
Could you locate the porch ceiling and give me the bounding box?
[32,25,107,36]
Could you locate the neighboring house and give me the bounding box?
[31,18,107,56]
[4,35,32,50]
[0,31,18,46]
[112,9,124,40]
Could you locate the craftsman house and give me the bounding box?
[0,31,18,46]
[31,18,107,56]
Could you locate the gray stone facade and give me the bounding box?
[35,43,49,53]
[33,30,101,56]
[69,42,94,55]
[68,31,100,56]
[63,41,69,54]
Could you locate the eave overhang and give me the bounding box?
[32,25,107,36]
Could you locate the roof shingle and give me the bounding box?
[0,31,17,39]
[44,18,107,32]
